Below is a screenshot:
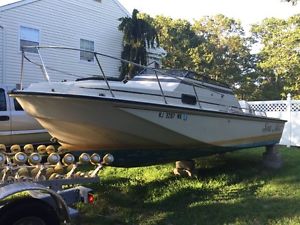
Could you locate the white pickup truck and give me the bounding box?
[0,85,111,225]
[0,85,51,145]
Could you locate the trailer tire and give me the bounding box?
[0,198,60,225]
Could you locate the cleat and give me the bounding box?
[79,153,90,164]
[28,153,42,165]
[37,145,47,154]
[90,153,101,165]
[14,152,28,165]
[31,167,40,178]
[16,167,29,178]
[46,145,56,154]
[62,153,75,166]
[57,146,68,154]
[0,153,6,166]
[54,162,64,175]
[89,153,105,177]
[0,144,6,152]
[45,168,55,179]
[10,144,21,154]
[24,144,34,154]
[47,153,60,165]
[66,164,73,172]
[103,154,114,165]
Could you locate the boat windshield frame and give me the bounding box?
[138,69,230,89]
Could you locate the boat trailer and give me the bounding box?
[0,143,114,225]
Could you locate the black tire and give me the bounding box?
[0,198,60,225]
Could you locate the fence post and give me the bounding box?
[287,93,291,148]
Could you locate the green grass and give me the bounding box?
[76,147,300,225]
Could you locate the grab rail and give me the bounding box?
[20,46,236,111]
[94,53,115,98]
[37,48,51,83]
[21,45,173,104]
[154,70,167,104]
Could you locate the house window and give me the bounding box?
[80,39,94,62]
[20,26,40,53]
[0,89,6,111]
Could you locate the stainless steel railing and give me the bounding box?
[21,46,176,104]
[20,46,249,113]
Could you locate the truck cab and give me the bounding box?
[0,85,50,145]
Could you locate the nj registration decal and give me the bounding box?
[158,112,188,121]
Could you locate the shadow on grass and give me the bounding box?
[79,148,300,225]
[159,196,300,225]
[86,178,300,225]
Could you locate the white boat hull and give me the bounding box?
[13,93,284,153]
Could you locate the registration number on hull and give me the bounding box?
[158,112,188,121]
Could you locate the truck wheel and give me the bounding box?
[0,198,60,225]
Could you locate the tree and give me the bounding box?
[118,9,159,79]
[250,16,300,99]
[190,15,254,92]
[151,16,201,70]
[146,14,256,99]
[137,12,300,101]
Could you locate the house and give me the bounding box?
[0,0,130,87]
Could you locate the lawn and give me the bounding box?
[77,147,300,225]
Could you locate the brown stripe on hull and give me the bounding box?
[211,133,282,146]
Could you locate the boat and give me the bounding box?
[10,46,285,166]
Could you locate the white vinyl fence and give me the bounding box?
[247,94,300,147]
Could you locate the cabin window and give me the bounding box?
[0,89,6,111]
[80,39,94,62]
[20,26,40,53]
[181,94,197,105]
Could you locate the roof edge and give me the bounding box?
[112,0,130,17]
[0,0,40,12]
[0,0,130,16]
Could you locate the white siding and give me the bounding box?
[0,0,128,87]
[0,26,3,83]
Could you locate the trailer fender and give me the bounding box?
[0,182,70,223]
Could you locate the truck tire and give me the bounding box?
[0,198,60,225]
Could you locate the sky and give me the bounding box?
[117,0,300,26]
[0,0,299,27]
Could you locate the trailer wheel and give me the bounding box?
[0,198,60,225]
